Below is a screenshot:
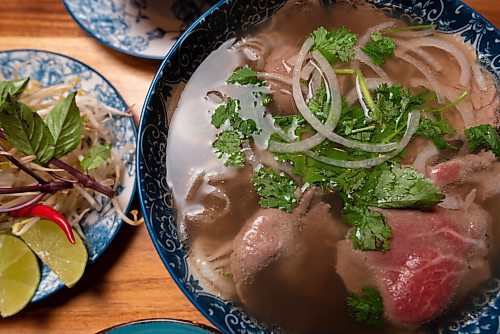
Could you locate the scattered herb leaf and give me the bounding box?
[0,77,29,107]
[80,143,112,171]
[310,27,357,63]
[347,286,384,327]
[213,130,245,167]
[44,92,83,158]
[465,124,500,157]
[0,96,55,164]
[253,167,298,212]
[361,32,395,65]
[227,66,263,86]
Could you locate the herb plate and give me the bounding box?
[63,0,218,60]
[97,318,220,334]
[0,49,136,302]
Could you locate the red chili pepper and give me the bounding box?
[10,204,76,244]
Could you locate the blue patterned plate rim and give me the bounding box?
[0,48,137,303]
[137,0,500,333]
[61,1,162,60]
[136,2,226,328]
[97,318,221,334]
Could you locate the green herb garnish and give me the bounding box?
[361,32,395,65]
[81,144,112,171]
[227,65,263,86]
[347,286,384,327]
[253,167,298,212]
[213,130,245,167]
[465,124,500,157]
[310,27,357,63]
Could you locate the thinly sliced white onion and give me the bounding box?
[412,140,439,174]
[395,50,445,103]
[305,111,420,168]
[472,64,488,91]
[357,21,396,47]
[394,37,471,87]
[346,78,385,106]
[354,47,392,83]
[390,29,435,38]
[290,41,397,153]
[355,75,372,119]
[257,72,293,86]
[396,39,442,72]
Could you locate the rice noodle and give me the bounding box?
[394,37,471,87]
[305,111,420,168]
[395,50,445,103]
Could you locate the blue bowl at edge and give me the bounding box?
[136,1,500,333]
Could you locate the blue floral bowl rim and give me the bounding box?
[0,48,138,302]
[61,0,164,60]
[97,318,221,333]
[136,0,499,332]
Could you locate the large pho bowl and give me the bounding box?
[137,1,500,333]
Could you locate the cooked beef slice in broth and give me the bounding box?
[337,205,490,326]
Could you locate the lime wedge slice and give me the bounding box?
[0,234,40,317]
[21,219,88,288]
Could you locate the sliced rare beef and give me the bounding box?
[337,205,489,326]
[426,151,496,186]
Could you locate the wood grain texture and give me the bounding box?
[0,0,497,333]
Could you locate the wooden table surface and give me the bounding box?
[0,1,497,333]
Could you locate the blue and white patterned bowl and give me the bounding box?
[63,0,218,60]
[0,50,137,303]
[136,1,499,333]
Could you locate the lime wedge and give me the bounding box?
[21,219,88,288]
[0,234,40,317]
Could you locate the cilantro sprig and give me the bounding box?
[253,167,298,212]
[465,124,500,157]
[361,32,395,65]
[347,286,384,327]
[310,27,357,63]
[227,66,263,86]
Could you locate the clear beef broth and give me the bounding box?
[166,1,499,333]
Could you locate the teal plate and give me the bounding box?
[98,319,220,334]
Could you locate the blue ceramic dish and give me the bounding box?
[63,0,218,60]
[0,50,137,303]
[137,1,500,333]
[98,318,220,334]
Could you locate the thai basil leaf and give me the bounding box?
[80,143,112,171]
[44,91,83,158]
[0,77,29,107]
[0,96,55,164]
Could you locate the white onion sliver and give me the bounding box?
[346,78,384,106]
[395,50,445,103]
[472,64,488,91]
[257,72,293,86]
[390,29,435,38]
[289,40,397,153]
[396,39,442,72]
[355,75,372,119]
[412,141,439,174]
[357,21,396,47]
[354,47,392,84]
[305,111,421,168]
[394,37,471,87]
